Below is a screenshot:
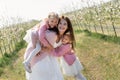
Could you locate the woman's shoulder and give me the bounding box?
[45,30,57,40]
[45,30,57,36]
[45,30,58,46]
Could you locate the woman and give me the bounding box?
[24,16,73,80]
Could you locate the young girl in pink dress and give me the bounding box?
[49,18,87,80]
[23,12,59,73]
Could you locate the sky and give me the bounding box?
[0,0,111,27]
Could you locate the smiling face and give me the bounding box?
[58,19,68,34]
[48,18,58,28]
[62,34,71,44]
[57,16,76,50]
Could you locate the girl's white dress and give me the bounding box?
[60,56,84,76]
[23,29,64,80]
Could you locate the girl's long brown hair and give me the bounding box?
[60,16,76,50]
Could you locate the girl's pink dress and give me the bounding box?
[51,44,84,76]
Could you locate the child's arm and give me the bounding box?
[45,30,58,48]
[51,44,71,57]
[38,23,53,49]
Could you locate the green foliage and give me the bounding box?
[67,0,120,37]
[0,20,39,56]
[0,68,3,75]
[74,29,83,33]
[15,40,26,51]
[0,40,25,76]
[0,53,12,67]
[0,19,39,76]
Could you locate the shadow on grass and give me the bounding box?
[75,29,120,45]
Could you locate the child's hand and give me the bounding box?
[47,45,54,51]
[42,47,51,53]
[36,52,41,56]
[42,47,48,52]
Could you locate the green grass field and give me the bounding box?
[0,31,120,80]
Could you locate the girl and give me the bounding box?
[23,12,59,73]
[48,18,87,80]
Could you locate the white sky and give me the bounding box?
[0,0,111,27]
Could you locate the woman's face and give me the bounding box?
[58,19,68,34]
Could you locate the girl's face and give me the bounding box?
[62,35,71,44]
[58,19,68,34]
[48,18,58,28]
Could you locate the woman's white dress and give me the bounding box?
[27,54,63,80]
[23,29,64,80]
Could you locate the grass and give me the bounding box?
[0,40,26,79]
[0,30,120,80]
[0,48,26,80]
[75,31,120,80]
